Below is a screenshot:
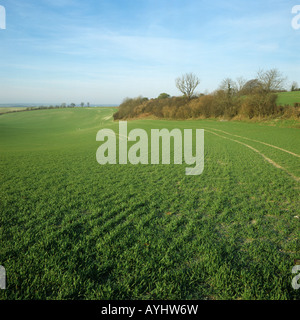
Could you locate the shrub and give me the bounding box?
[157,93,170,99]
[241,93,278,118]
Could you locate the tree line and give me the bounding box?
[113,69,300,121]
[0,102,91,116]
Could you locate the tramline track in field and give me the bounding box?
[205,128,300,182]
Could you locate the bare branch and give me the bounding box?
[175,73,200,99]
[257,68,286,92]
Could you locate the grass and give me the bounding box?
[0,107,299,300]
[276,91,300,106]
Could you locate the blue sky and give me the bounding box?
[0,0,299,104]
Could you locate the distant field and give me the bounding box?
[0,107,29,114]
[0,107,299,300]
[277,91,300,105]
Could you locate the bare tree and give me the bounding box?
[257,68,286,92]
[291,81,299,91]
[236,76,247,93]
[175,72,200,99]
[242,79,262,94]
[219,78,237,96]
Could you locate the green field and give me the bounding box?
[0,107,299,300]
[277,91,300,106]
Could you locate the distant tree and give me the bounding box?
[175,72,200,99]
[236,76,247,93]
[242,79,262,94]
[70,103,76,108]
[291,81,299,91]
[257,68,286,92]
[80,102,85,107]
[61,103,66,108]
[216,79,241,118]
[157,93,170,99]
[219,78,237,97]
[87,102,90,107]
